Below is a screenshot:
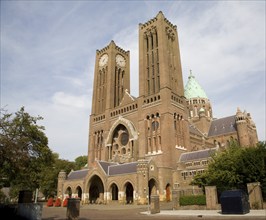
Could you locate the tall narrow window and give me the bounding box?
[155,31,158,47]
[122,71,124,87]
[146,36,149,51]
[153,137,157,151]
[151,34,154,49]
[152,78,155,93]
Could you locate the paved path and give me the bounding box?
[41,203,266,220]
[141,209,266,219]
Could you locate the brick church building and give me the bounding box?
[57,11,258,204]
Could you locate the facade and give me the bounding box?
[57,11,258,205]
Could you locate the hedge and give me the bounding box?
[180,195,206,206]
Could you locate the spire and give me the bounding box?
[184,70,208,99]
[109,40,116,48]
[188,69,195,79]
[156,11,165,19]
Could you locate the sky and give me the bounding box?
[1,0,265,161]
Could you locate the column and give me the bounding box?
[205,186,218,210]
[247,182,263,209]
[172,189,181,210]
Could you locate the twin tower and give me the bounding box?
[89,11,190,168]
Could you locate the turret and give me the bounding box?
[57,170,67,199]
[236,108,259,147]
[246,113,259,146]
[137,160,149,205]
[184,71,212,135]
[235,107,250,147]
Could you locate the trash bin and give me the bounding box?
[220,189,250,214]
[67,198,80,220]
[150,195,160,214]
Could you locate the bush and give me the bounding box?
[63,198,68,207]
[54,198,61,207]
[180,195,206,206]
[0,191,9,204]
[47,197,54,207]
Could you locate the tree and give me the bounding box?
[74,155,87,170]
[39,153,75,199]
[39,155,87,199]
[0,107,54,199]
[192,141,266,199]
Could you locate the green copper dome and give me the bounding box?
[184,71,208,99]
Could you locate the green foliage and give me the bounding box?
[180,195,206,206]
[0,107,54,198]
[0,190,8,204]
[0,107,89,201]
[40,154,88,199]
[191,141,266,200]
[74,155,87,170]
[39,153,75,199]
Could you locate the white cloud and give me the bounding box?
[31,102,90,160]
[52,92,89,109]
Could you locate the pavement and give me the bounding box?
[141,209,266,219]
[41,202,266,220]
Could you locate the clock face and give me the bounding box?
[116,54,126,67]
[99,54,108,67]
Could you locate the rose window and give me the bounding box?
[111,124,132,163]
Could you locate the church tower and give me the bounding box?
[91,40,130,114]
[137,11,191,201]
[138,11,190,184]
[88,41,130,167]
[139,11,184,98]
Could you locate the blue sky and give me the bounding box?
[1,1,265,161]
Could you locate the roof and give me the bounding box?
[179,148,217,162]
[97,161,138,176]
[108,162,138,176]
[98,161,118,173]
[189,124,204,137]
[67,169,89,180]
[184,71,208,99]
[208,115,237,137]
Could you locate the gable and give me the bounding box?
[119,89,136,106]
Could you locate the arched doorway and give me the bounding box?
[125,182,134,204]
[65,187,72,198]
[166,183,171,202]
[89,175,104,203]
[76,186,82,199]
[110,183,118,200]
[148,178,157,200]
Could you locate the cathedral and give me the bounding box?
[57,11,258,204]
